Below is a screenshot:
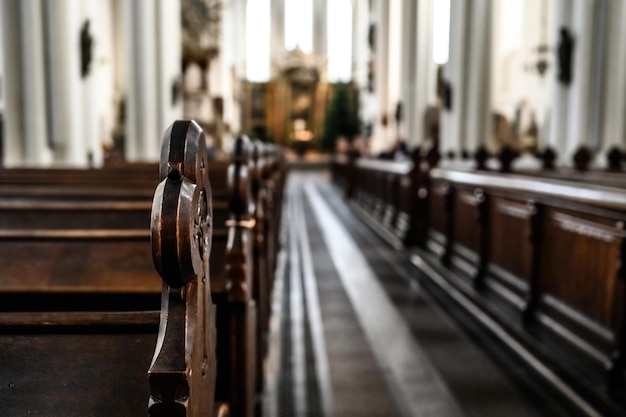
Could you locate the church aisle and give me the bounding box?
[265,171,572,417]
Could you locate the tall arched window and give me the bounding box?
[327,0,352,82]
[284,0,313,52]
[246,0,271,82]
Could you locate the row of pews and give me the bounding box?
[332,148,626,416]
[0,120,286,417]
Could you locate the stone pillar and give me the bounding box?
[234,0,247,80]
[43,0,86,166]
[565,0,596,160]
[371,0,390,154]
[546,0,573,155]
[313,0,327,58]
[271,0,285,77]
[353,0,373,88]
[387,0,403,144]
[81,0,105,167]
[220,0,236,153]
[464,0,491,153]
[400,0,416,144]
[122,0,138,161]
[414,0,437,146]
[440,0,470,157]
[0,0,25,166]
[599,0,626,160]
[232,0,247,134]
[124,0,159,161]
[18,0,53,166]
[157,0,183,136]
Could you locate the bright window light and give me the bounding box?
[284,0,313,52]
[499,1,524,55]
[327,0,352,82]
[246,0,271,82]
[432,0,450,64]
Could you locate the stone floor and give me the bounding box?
[263,171,572,417]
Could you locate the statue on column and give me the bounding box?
[557,27,574,86]
[80,20,93,78]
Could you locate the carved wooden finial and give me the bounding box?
[425,144,441,169]
[541,147,557,170]
[607,146,623,172]
[475,145,490,171]
[228,136,253,220]
[573,146,592,172]
[250,140,265,202]
[410,146,422,167]
[498,144,518,173]
[149,120,216,417]
[262,143,276,180]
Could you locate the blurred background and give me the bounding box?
[0,0,622,168]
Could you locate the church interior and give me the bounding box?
[1,0,626,416]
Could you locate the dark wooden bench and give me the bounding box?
[332,150,626,415]
[0,121,286,417]
[0,120,215,416]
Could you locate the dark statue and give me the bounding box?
[557,27,574,86]
[80,20,93,78]
[443,80,453,111]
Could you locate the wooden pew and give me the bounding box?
[0,122,285,416]
[214,137,287,417]
[0,120,216,417]
[333,150,626,415]
[250,141,270,397]
[148,120,217,415]
[214,136,257,417]
[332,155,425,245]
[426,169,626,388]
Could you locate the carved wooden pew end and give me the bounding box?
[149,120,216,417]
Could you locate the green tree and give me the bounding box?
[322,82,360,152]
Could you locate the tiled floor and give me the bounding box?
[265,171,569,417]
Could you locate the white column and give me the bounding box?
[313,0,327,58]
[122,0,138,160]
[441,0,469,155]
[564,0,595,160]
[157,0,183,135]
[371,0,389,154]
[232,0,246,134]
[464,0,491,151]
[352,0,371,89]
[90,0,120,167]
[80,0,103,166]
[0,0,24,166]
[221,0,235,140]
[599,0,626,158]
[234,0,247,80]
[20,0,53,165]
[399,0,417,145]
[0,3,4,116]
[44,0,86,166]
[271,0,285,77]
[124,0,159,161]
[546,0,573,155]
[351,0,360,83]
[388,0,402,141]
[414,0,436,145]
[112,0,126,141]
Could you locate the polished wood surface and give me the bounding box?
[331,152,626,411]
[0,120,286,416]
